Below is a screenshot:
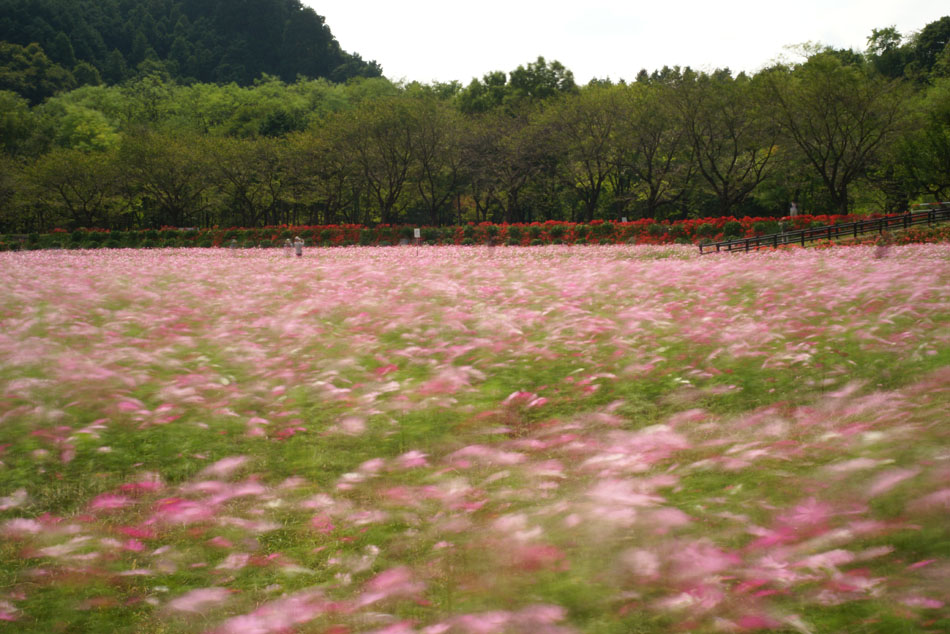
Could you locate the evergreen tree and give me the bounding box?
[0,0,381,87]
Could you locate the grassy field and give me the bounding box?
[1,244,948,633]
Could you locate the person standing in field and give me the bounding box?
[293,236,304,257]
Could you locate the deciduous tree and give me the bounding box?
[767,53,909,214]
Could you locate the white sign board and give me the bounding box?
[413,228,421,239]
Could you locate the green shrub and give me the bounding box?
[530,238,543,246]
[320,228,333,241]
[694,223,718,237]
[647,223,667,237]
[507,225,523,240]
[752,220,780,235]
[674,237,691,245]
[421,228,439,241]
[528,225,542,238]
[359,229,375,245]
[39,234,66,248]
[507,238,520,246]
[669,224,687,239]
[722,221,744,239]
[461,237,475,245]
[548,224,566,238]
[591,222,615,237]
[462,225,475,239]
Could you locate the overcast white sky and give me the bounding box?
[303,1,948,85]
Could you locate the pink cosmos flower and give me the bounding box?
[397,450,428,468]
[357,566,425,606]
[213,590,332,633]
[866,468,919,497]
[200,456,249,479]
[369,623,416,634]
[358,458,385,473]
[448,445,525,466]
[152,498,214,524]
[0,489,27,511]
[908,488,950,513]
[311,514,335,534]
[777,498,833,530]
[900,596,944,609]
[339,416,366,435]
[215,553,251,571]
[88,493,131,511]
[167,587,231,613]
[669,541,742,580]
[2,518,43,536]
[117,526,155,539]
[793,549,855,571]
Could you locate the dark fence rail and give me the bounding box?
[699,204,950,254]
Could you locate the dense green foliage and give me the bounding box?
[0,14,948,232]
[0,0,381,91]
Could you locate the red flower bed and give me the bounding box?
[13,213,928,250]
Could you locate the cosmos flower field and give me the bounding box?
[1,244,948,633]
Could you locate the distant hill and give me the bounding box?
[0,0,381,86]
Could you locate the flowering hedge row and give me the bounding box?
[0,213,918,250]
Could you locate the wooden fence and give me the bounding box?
[698,204,950,254]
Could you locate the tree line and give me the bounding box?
[0,0,381,101]
[1,17,949,233]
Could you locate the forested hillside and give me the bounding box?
[0,0,381,98]
[0,15,948,233]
